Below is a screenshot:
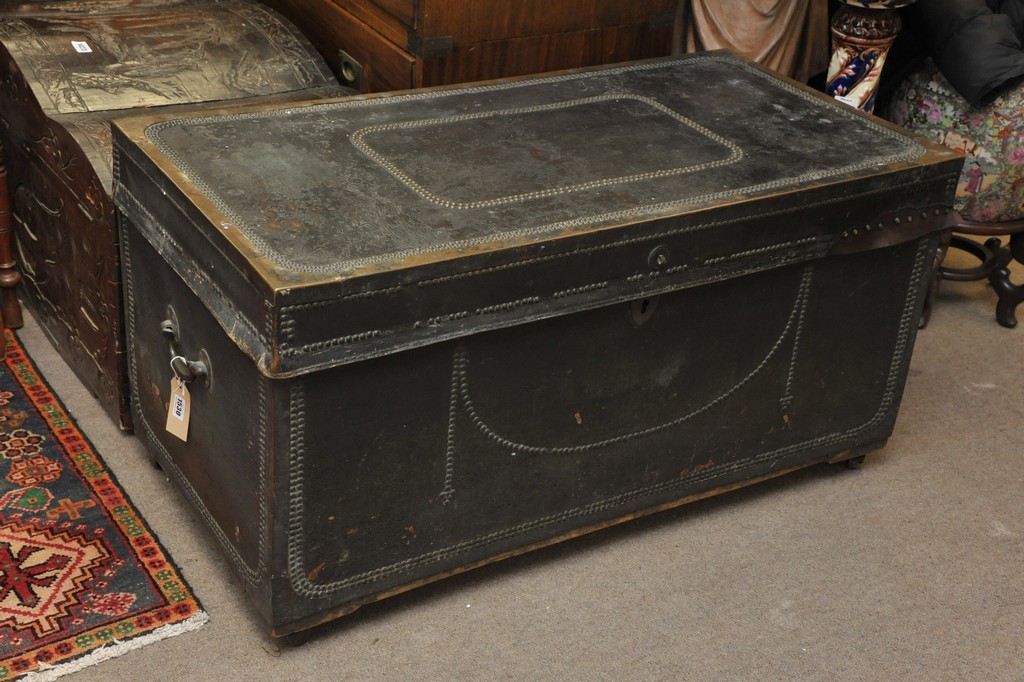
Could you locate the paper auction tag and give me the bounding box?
[71,40,93,54]
[165,378,191,442]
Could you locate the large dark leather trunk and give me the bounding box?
[112,54,963,636]
[0,0,342,430]
[259,0,678,92]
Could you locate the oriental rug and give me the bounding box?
[0,330,206,680]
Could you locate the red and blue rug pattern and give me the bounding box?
[0,331,206,679]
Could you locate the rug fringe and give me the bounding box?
[20,612,210,682]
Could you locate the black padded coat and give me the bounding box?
[905,0,1024,104]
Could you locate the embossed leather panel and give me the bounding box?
[0,0,334,113]
[0,0,341,429]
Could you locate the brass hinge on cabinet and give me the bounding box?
[407,31,453,60]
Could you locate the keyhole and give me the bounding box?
[630,295,659,326]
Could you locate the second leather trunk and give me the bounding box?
[0,0,342,429]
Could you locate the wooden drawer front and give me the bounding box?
[264,0,677,91]
[459,0,678,43]
[367,0,415,27]
[329,0,678,51]
[418,24,674,88]
[264,0,415,90]
[325,0,410,45]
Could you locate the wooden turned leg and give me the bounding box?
[826,2,914,113]
[1010,230,1024,265]
[990,232,1024,328]
[0,142,22,341]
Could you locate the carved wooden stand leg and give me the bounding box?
[939,220,1024,328]
[990,231,1024,328]
[0,142,23,358]
[826,2,915,113]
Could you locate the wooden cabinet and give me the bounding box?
[260,0,679,91]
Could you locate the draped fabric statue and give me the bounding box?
[678,0,830,83]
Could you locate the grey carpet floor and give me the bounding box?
[14,255,1024,681]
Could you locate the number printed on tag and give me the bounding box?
[71,40,93,54]
[165,379,192,442]
[171,393,186,421]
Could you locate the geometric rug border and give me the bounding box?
[19,613,209,682]
[0,329,208,681]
